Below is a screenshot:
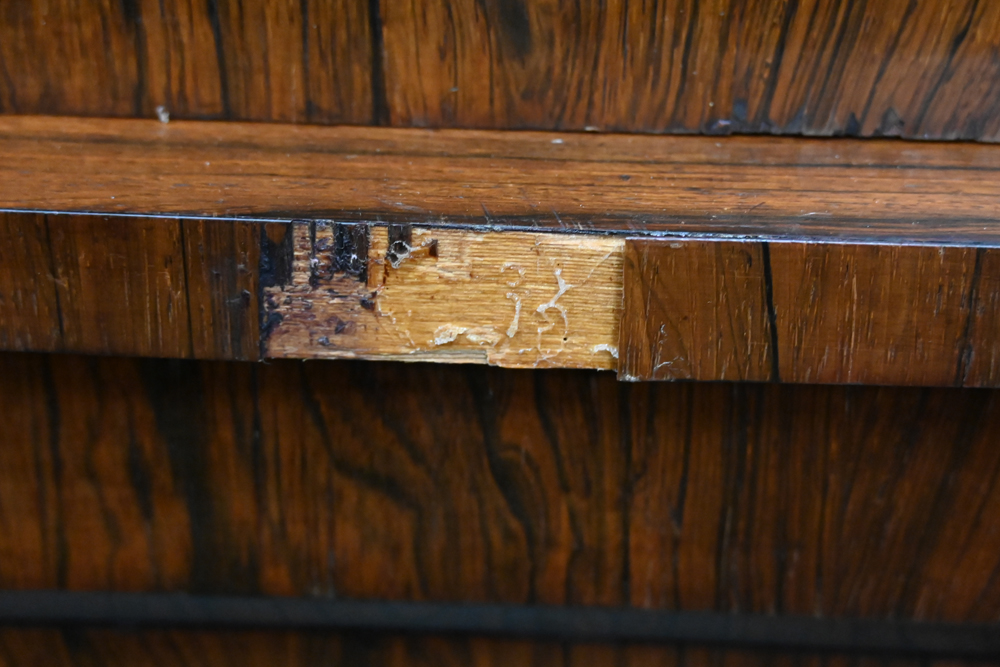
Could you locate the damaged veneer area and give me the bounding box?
[262,222,624,370]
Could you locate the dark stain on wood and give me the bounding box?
[386,223,412,268]
[334,223,370,283]
[259,223,295,290]
[620,238,1000,386]
[258,223,294,357]
[261,221,380,357]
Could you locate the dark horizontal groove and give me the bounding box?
[0,591,998,658]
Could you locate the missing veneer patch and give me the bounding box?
[262,223,623,370]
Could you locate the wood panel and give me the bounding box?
[0,212,624,367]
[0,0,373,124]
[4,353,1000,622]
[0,629,980,667]
[618,239,774,382]
[3,116,1000,241]
[4,116,1000,376]
[7,0,1000,142]
[381,0,1000,141]
[0,214,260,359]
[620,238,1000,386]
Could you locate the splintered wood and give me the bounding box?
[264,223,623,369]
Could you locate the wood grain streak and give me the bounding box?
[2,117,1000,241]
[4,353,1000,622]
[5,0,1000,141]
[621,238,1000,386]
[0,214,259,359]
[0,0,373,124]
[382,0,1000,141]
[619,240,773,382]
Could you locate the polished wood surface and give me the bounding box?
[0,0,373,124]
[4,353,1000,623]
[9,205,1000,383]
[5,117,1000,376]
[382,0,1000,141]
[1,629,979,667]
[5,2,1000,662]
[3,116,1000,241]
[620,238,1000,386]
[0,214,260,359]
[4,1,1000,142]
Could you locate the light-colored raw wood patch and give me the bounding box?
[264,223,623,369]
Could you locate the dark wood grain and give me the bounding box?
[0,213,63,351]
[0,0,373,124]
[1,628,981,667]
[181,218,260,359]
[4,116,1000,241]
[0,214,261,359]
[4,352,1000,622]
[618,239,773,382]
[620,238,1000,386]
[6,1,1000,142]
[5,119,1000,373]
[382,0,1000,141]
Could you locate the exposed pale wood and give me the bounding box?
[620,238,1000,386]
[263,223,622,369]
[3,116,1000,242]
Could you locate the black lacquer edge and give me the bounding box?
[0,591,997,658]
[6,208,1000,247]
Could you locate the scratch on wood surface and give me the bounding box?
[263,223,623,369]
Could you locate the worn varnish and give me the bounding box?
[0,213,260,359]
[263,222,622,368]
[5,1,1000,142]
[0,629,980,667]
[5,207,1000,380]
[3,353,1000,622]
[0,212,622,367]
[620,238,1000,386]
[3,116,1000,241]
[3,118,1000,377]
[0,0,373,124]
